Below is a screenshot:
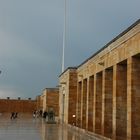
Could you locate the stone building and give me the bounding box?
[36,95,43,111]
[59,67,77,125]
[59,19,140,140]
[0,97,36,113]
[40,88,59,116]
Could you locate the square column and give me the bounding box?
[113,65,117,140]
[82,79,87,129]
[116,61,127,140]
[127,57,132,140]
[102,70,105,135]
[102,68,113,138]
[130,56,140,140]
[93,75,97,132]
[88,75,94,132]
[95,72,103,135]
[76,81,82,128]
[86,78,89,130]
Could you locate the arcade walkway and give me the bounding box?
[0,114,102,140]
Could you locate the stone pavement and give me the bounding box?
[0,113,103,140]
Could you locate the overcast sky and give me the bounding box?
[0,0,139,99]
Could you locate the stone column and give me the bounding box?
[93,75,96,132]
[103,68,113,139]
[95,72,102,135]
[76,81,82,128]
[76,82,80,127]
[130,56,140,140]
[86,78,89,130]
[102,70,105,135]
[68,72,77,125]
[113,65,117,140]
[127,57,132,140]
[88,75,94,132]
[80,80,83,128]
[116,61,127,140]
[82,79,87,129]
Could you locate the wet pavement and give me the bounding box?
[0,113,99,140]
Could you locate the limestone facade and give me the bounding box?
[59,19,140,140]
[36,95,43,111]
[59,67,77,125]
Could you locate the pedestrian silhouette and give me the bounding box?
[10,112,15,119]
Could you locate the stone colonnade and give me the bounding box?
[76,57,140,140]
[59,20,140,140]
[76,20,140,140]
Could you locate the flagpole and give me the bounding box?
[62,0,66,72]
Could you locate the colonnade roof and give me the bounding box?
[44,88,59,90]
[59,67,77,77]
[42,88,59,92]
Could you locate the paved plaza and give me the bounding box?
[0,113,100,140]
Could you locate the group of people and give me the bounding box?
[10,112,18,119]
[10,110,54,120]
[33,110,43,118]
[33,110,55,121]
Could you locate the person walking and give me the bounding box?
[10,112,15,119]
[33,111,36,118]
[14,112,18,119]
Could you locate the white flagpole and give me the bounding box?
[62,0,66,72]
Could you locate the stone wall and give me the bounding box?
[0,98,36,113]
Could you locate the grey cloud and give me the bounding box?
[0,0,140,98]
